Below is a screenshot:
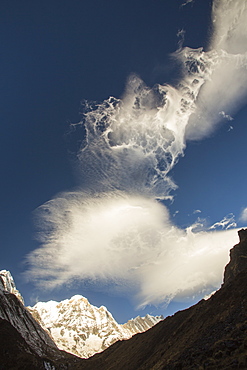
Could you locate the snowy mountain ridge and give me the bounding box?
[0,270,163,359]
[28,294,163,358]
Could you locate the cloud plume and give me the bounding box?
[29,192,239,307]
[26,0,247,308]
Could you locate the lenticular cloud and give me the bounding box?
[26,0,247,307]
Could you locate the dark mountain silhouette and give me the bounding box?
[0,229,247,369]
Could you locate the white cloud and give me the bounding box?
[185,0,247,140]
[26,192,239,308]
[209,214,237,230]
[239,207,247,222]
[211,0,247,54]
[137,226,238,307]
[25,0,246,309]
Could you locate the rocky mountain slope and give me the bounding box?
[28,295,162,358]
[0,270,80,369]
[73,228,247,369]
[0,270,57,357]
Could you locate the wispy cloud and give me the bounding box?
[219,111,233,121]
[239,207,247,222]
[180,0,194,8]
[177,29,186,49]
[209,214,237,230]
[185,0,247,140]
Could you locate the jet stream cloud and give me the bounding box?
[26,0,247,307]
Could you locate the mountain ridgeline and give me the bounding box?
[1,229,247,369]
[27,295,162,358]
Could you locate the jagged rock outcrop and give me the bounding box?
[0,270,24,304]
[28,295,163,358]
[223,228,247,285]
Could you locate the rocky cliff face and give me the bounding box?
[223,228,247,285]
[0,270,24,304]
[0,272,57,357]
[0,317,52,370]
[0,289,57,357]
[28,295,163,358]
[0,270,80,369]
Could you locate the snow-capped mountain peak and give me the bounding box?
[0,270,163,359]
[28,294,163,358]
[0,270,24,304]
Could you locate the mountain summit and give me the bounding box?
[0,269,162,362]
[28,295,162,358]
[0,269,24,304]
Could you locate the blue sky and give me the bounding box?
[1,0,247,323]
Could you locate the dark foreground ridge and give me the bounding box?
[0,229,247,369]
